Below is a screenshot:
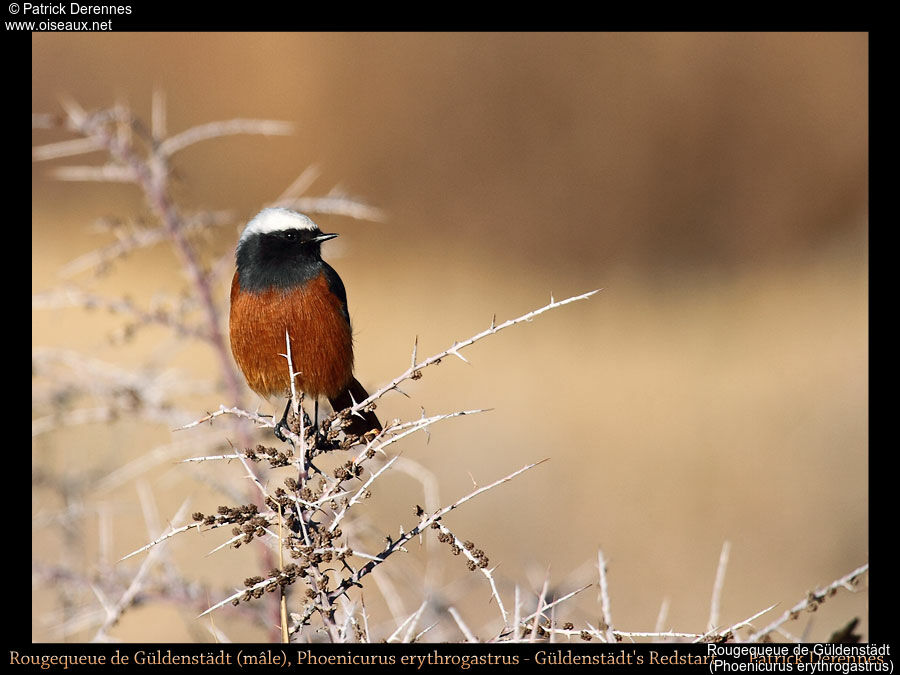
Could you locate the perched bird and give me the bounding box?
[229,208,381,442]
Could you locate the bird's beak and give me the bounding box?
[313,232,339,243]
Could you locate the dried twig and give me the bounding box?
[158,119,294,157]
[597,549,615,642]
[386,601,427,643]
[94,500,191,640]
[432,521,508,626]
[288,459,547,635]
[341,290,600,424]
[708,540,731,632]
[448,607,478,642]
[745,563,869,643]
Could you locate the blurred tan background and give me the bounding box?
[32,32,868,643]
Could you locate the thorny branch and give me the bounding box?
[33,99,868,644]
[286,459,548,636]
[337,290,600,429]
[32,96,386,642]
[166,286,604,637]
[746,563,869,643]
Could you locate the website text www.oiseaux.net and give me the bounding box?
[6,3,130,31]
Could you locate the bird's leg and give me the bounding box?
[275,397,312,442]
[311,400,337,450]
[274,398,292,442]
[313,399,323,448]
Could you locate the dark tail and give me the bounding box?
[329,377,382,437]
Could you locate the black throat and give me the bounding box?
[235,227,351,327]
[236,228,327,293]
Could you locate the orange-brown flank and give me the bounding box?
[230,272,354,400]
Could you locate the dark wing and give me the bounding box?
[321,262,351,329]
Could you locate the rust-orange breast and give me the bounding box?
[229,272,354,400]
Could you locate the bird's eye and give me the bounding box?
[283,231,297,241]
